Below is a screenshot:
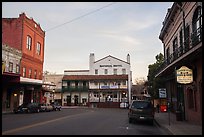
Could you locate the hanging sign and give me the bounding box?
[176,66,193,84]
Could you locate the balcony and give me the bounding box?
[62,86,89,92]
[155,26,202,77]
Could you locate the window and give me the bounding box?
[29,69,32,78]
[39,71,41,79]
[34,70,37,79]
[16,64,20,74]
[9,62,13,72]
[104,69,108,75]
[104,82,107,86]
[26,35,32,50]
[184,25,190,51]
[173,37,178,59]
[166,47,170,64]
[95,69,98,75]
[122,69,126,74]
[179,29,183,56]
[113,69,117,75]
[36,42,41,55]
[23,67,26,77]
[192,6,202,45]
[122,81,126,85]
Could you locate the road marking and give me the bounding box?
[2,111,92,135]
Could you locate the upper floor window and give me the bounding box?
[34,70,37,79]
[26,35,32,50]
[36,42,41,55]
[9,62,13,72]
[23,67,26,77]
[95,69,98,75]
[16,64,20,74]
[104,69,108,75]
[173,37,178,52]
[192,6,202,44]
[29,69,32,78]
[113,69,117,75]
[122,69,126,74]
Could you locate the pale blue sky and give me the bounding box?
[2,2,173,83]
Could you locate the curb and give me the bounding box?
[154,119,174,135]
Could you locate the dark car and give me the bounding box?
[51,102,61,111]
[128,100,155,125]
[13,103,41,113]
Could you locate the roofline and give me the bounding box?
[64,70,89,72]
[94,55,130,64]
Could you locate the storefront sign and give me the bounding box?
[100,65,122,67]
[176,66,193,84]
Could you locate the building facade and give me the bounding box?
[2,12,45,110]
[156,2,202,125]
[62,53,132,108]
[42,73,63,105]
[2,44,22,112]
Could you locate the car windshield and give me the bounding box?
[131,101,152,109]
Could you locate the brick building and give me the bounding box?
[2,12,45,111]
[156,2,202,125]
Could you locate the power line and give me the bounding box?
[46,2,116,32]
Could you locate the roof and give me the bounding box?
[62,75,128,81]
[64,70,89,72]
[95,55,129,64]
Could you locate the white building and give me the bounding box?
[62,53,132,108]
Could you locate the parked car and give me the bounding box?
[120,102,129,109]
[13,103,41,113]
[40,103,53,112]
[128,100,155,125]
[51,102,61,111]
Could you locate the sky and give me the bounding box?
[2,2,173,84]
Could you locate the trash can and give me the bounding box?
[175,111,182,121]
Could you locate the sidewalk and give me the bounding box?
[154,111,202,135]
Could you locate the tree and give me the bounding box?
[147,53,165,99]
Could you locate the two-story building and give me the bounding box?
[2,44,22,112]
[62,53,132,108]
[156,2,202,125]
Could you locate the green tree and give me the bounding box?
[147,53,165,99]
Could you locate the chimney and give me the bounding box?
[89,53,95,69]
[127,54,130,63]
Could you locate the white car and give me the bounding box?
[120,102,129,108]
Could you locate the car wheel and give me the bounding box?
[37,108,40,113]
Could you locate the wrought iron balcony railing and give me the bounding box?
[155,25,202,77]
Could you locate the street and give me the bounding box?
[2,108,172,135]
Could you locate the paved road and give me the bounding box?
[2,108,172,135]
